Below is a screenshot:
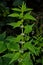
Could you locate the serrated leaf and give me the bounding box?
[19,13,23,19]
[12,8,21,12]
[21,53,33,65]
[24,13,36,20]
[6,36,20,51]
[35,47,41,55]
[21,2,26,12]
[39,43,43,47]
[6,34,23,43]
[8,20,23,28]
[25,8,33,12]
[6,36,15,42]
[8,13,19,17]
[2,53,15,58]
[15,35,23,43]
[9,52,20,64]
[1,57,14,65]
[21,2,32,12]
[0,41,7,53]
[21,2,32,13]
[23,42,40,55]
[23,41,36,54]
[6,35,24,51]
[24,24,34,34]
[7,42,19,51]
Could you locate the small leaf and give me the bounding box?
[8,13,19,17]
[6,36,20,51]
[21,2,32,12]
[21,2,26,12]
[23,41,36,54]
[0,41,7,53]
[6,36,15,43]
[24,24,34,34]
[13,4,32,13]
[7,42,19,51]
[19,13,23,19]
[9,52,20,64]
[24,13,36,20]
[15,35,23,43]
[6,35,23,43]
[1,57,14,65]
[2,53,14,58]
[25,8,33,12]
[8,20,23,28]
[12,8,21,12]
[35,47,41,55]
[39,43,43,47]
[21,53,33,65]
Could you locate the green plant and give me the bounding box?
[0,2,43,65]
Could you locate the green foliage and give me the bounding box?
[8,20,23,29]
[0,2,43,65]
[24,24,34,34]
[0,41,6,53]
[20,53,33,65]
[9,52,20,64]
[0,32,7,53]
[0,57,14,65]
[24,13,36,20]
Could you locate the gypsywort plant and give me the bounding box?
[0,2,42,65]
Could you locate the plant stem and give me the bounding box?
[20,12,25,51]
[22,19,24,42]
[21,11,24,44]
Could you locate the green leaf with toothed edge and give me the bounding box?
[8,20,23,28]
[9,52,20,64]
[12,8,21,12]
[6,34,23,43]
[21,2,26,12]
[8,13,19,17]
[23,41,36,54]
[2,53,15,58]
[24,8,33,12]
[19,53,33,65]
[6,41,20,51]
[6,36,20,51]
[21,2,32,13]
[24,13,36,21]
[0,41,7,53]
[24,24,34,34]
